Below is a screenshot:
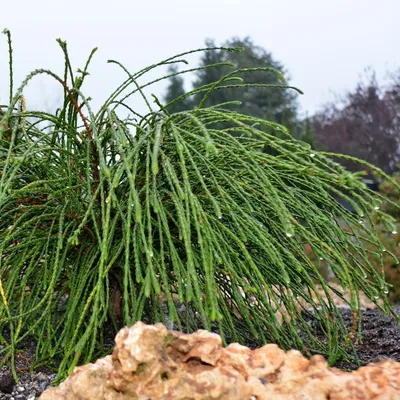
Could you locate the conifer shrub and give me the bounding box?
[1,30,400,380]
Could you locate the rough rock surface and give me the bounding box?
[40,322,400,400]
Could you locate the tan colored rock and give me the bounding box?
[310,282,383,309]
[40,322,400,400]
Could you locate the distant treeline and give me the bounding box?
[163,36,400,177]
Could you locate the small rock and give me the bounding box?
[34,372,51,392]
[0,371,15,394]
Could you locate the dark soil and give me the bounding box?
[306,306,400,370]
[1,306,400,399]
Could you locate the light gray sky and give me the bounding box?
[1,0,399,118]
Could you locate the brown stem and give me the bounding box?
[58,80,100,196]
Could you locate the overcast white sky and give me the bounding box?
[1,0,399,119]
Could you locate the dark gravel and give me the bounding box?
[1,306,400,399]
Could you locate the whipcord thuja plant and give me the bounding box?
[1,30,400,380]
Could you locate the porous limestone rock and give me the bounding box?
[40,322,400,400]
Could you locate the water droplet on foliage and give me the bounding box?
[218,215,223,220]
[374,206,380,210]
[309,153,316,157]
[319,257,324,261]
[149,251,154,258]
[285,232,293,238]
[392,230,398,235]
[384,289,389,295]
[374,295,380,300]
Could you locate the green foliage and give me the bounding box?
[372,173,400,303]
[304,219,400,305]
[365,223,400,304]
[304,171,400,304]
[379,172,400,219]
[1,31,400,382]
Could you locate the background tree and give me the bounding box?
[163,65,192,114]
[164,37,301,138]
[312,72,400,175]
[292,114,315,148]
